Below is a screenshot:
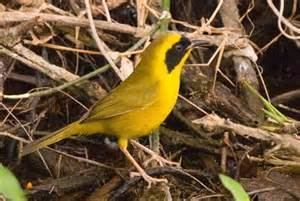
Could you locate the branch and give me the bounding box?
[0,11,149,37]
[195,114,300,155]
[0,44,107,99]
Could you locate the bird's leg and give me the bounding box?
[130,140,180,168]
[118,138,167,188]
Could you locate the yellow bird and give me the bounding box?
[21,32,204,186]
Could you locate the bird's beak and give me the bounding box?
[188,40,210,50]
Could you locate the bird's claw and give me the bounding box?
[130,140,181,168]
[130,171,168,188]
[143,154,181,168]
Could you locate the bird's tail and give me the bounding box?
[21,120,81,156]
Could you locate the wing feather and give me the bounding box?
[81,80,159,123]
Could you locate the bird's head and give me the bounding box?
[139,32,206,76]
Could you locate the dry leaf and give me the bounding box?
[120,56,134,79]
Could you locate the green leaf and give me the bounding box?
[245,82,289,125]
[0,164,27,201]
[219,174,250,201]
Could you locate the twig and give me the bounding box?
[0,11,148,37]
[172,109,211,139]
[24,40,103,55]
[179,94,208,115]
[0,17,39,47]
[7,72,46,85]
[277,0,299,41]
[0,103,53,176]
[253,62,271,101]
[205,0,224,26]
[49,148,116,170]
[160,126,220,154]
[218,0,241,28]
[31,167,116,194]
[160,0,170,31]
[84,0,124,80]
[3,44,79,82]
[247,187,277,196]
[0,131,29,143]
[258,33,282,53]
[136,0,147,27]
[267,0,300,39]
[2,20,160,100]
[271,89,300,104]
[110,166,215,200]
[277,104,300,115]
[101,0,112,22]
[195,114,300,155]
[0,129,118,171]
[0,44,107,99]
[0,102,32,140]
[3,64,109,99]
[0,127,119,171]
[211,39,225,92]
[0,56,8,102]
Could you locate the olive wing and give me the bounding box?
[80,81,159,123]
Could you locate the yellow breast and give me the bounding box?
[100,69,181,139]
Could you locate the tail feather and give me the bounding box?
[21,121,81,156]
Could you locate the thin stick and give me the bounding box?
[277,0,300,40]
[211,39,226,92]
[0,11,146,36]
[3,21,160,100]
[0,103,53,176]
[84,0,124,80]
[254,62,271,101]
[206,0,224,25]
[102,0,112,22]
[178,95,208,115]
[0,132,29,143]
[50,148,116,170]
[267,0,300,35]
[160,0,170,31]
[3,65,109,99]
[24,40,103,55]
[195,114,300,156]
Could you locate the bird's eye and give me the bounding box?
[175,44,183,51]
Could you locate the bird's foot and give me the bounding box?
[130,140,181,168]
[143,154,180,168]
[130,171,168,188]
